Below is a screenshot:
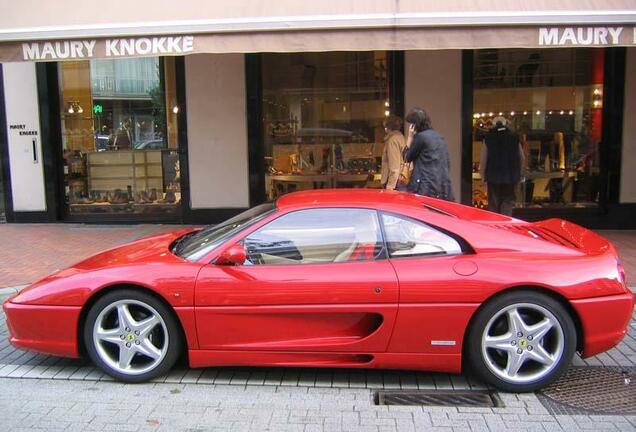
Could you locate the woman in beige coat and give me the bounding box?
[380,115,407,190]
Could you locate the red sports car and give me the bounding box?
[3,189,633,392]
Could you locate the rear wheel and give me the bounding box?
[83,289,182,382]
[467,291,576,392]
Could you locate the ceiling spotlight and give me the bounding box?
[510,111,515,116]
[523,111,528,115]
[172,106,179,114]
[536,110,541,115]
[548,111,553,115]
[569,110,574,115]
[488,112,493,116]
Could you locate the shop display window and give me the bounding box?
[472,48,604,210]
[58,57,180,216]
[261,52,389,199]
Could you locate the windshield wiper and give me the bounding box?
[172,232,197,256]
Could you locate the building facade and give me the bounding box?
[1,1,635,227]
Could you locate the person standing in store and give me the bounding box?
[403,108,454,201]
[480,116,524,216]
[380,115,407,191]
[114,119,133,150]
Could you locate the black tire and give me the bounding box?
[466,290,576,392]
[83,289,182,383]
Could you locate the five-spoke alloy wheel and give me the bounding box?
[467,291,576,392]
[84,290,182,382]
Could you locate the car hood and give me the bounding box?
[8,228,201,306]
[70,228,196,271]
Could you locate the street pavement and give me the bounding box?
[0,224,635,431]
[1,377,636,432]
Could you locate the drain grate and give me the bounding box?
[539,367,636,415]
[374,390,502,407]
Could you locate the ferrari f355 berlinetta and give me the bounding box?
[3,189,633,392]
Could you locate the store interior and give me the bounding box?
[58,57,181,215]
[471,48,604,210]
[261,51,390,199]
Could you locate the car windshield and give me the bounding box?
[173,202,276,261]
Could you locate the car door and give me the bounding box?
[194,207,399,353]
[379,212,481,355]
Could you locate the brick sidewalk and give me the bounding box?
[0,224,180,288]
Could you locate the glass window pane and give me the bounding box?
[261,52,389,200]
[176,202,276,262]
[472,48,604,212]
[381,213,462,257]
[245,208,382,265]
[58,57,180,216]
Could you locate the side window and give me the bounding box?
[381,213,463,257]
[244,208,383,265]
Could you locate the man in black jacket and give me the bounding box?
[403,108,454,201]
[480,117,523,216]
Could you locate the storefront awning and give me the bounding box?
[1,0,635,62]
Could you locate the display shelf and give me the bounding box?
[87,150,164,193]
[88,162,162,167]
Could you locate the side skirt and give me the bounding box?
[188,350,462,374]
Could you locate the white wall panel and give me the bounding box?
[2,62,46,212]
[405,50,462,202]
[185,54,249,208]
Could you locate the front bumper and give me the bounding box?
[3,300,81,358]
[571,292,635,358]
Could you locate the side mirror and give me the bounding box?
[216,243,246,266]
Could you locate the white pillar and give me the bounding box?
[185,54,249,209]
[2,62,46,212]
[405,50,462,202]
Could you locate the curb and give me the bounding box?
[0,285,27,299]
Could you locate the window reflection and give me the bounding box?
[261,52,389,199]
[472,48,604,210]
[59,57,180,215]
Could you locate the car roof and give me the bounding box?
[275,189,426,210]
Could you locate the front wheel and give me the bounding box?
[467,291,576,392]
[83,289,182,383]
